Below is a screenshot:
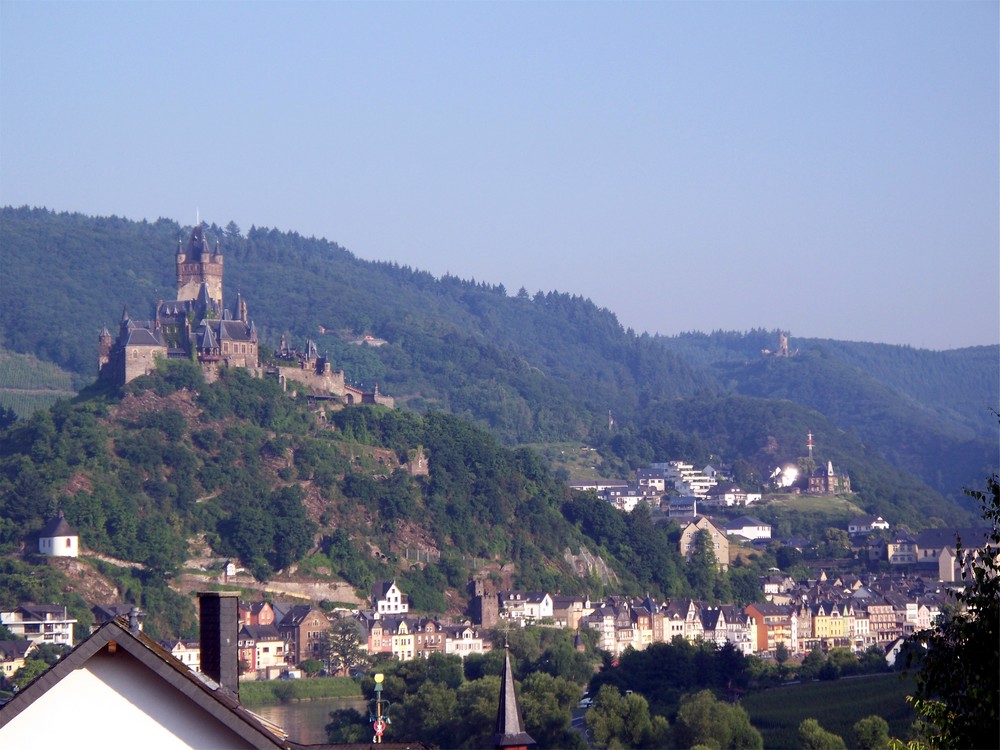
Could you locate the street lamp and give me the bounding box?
[369,672,392,743]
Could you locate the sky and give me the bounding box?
[1,1,997,350]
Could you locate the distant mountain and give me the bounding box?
[658,331,998,505]
[2,206,995,524]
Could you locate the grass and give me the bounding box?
[743,672,916,749]
[764,492,865,517]
[239,676,363,706]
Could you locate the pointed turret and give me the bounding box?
[199,324,218,353]
[492,644,535,749]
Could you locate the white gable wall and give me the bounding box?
[0,649,257,748]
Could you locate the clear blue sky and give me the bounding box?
[2,1,997,349]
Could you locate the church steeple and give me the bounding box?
[492,644,535,750]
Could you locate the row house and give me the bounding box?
[0,604,77,648]
[238,624,287,674]
[239,599,277,626]
[278,605,331,665]
[744,602,797,655]
[551,594,593,630]
[856,599,903,645]
[699,606,755,655]
[809,601,854,650]
[498,591,554,625]
[160,638,201,670]
[662,599,703,643]
[361,615,485,661]
[442,625,485,659]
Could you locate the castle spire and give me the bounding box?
[492,644,535,749]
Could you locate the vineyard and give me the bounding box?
[0,347,78,417]
[744,672,917,748]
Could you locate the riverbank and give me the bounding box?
[239,676,363,706]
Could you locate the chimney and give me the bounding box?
[199,591,240,698]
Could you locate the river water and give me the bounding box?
[253,696,368,745]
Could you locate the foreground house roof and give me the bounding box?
[0,616,292,748]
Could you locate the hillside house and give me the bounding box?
[725,516,772,541]
[0,604,77,648]
[372,580,410,615]
[848,515,890,537]
[679,516,730,570]
[808,461,852,495]
[0,640,36,681]
[668,496,699,519]
[38,511,78,558]
[704,484,761,508]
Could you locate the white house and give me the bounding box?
[372,580,409,614]
[848,515,890,536]
[726,516,772,542]
[499,591,554,624]
[38,511,79,558]
[704,484,762,508]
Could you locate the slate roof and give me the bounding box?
[40,511,76,538]
[492,645,535,748]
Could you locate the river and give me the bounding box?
[253,696,368,745]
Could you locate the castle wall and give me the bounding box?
[123,346,168,384]
[275,365,347,396]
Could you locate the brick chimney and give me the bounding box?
[198,591,240,698]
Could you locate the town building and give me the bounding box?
[679,516,730,570]
[0,604,77,648]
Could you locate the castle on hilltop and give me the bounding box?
[99,223,258,384]
[97,224,393,408]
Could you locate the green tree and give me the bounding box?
[797,718,847,750]
[12,658,50,690]
[673,689,763,750]
[325,708,370,744]
[323,616,366,676]
[585,684,669,749]
[852,715,890,750]
[906,472,1000,749]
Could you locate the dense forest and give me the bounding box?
[1,206,996,520]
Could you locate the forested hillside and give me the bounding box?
[0,363,767,636]
[659,331,998,504]
[1,206,994,520]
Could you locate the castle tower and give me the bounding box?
[176,223,223,307]
[98,326,113,373]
